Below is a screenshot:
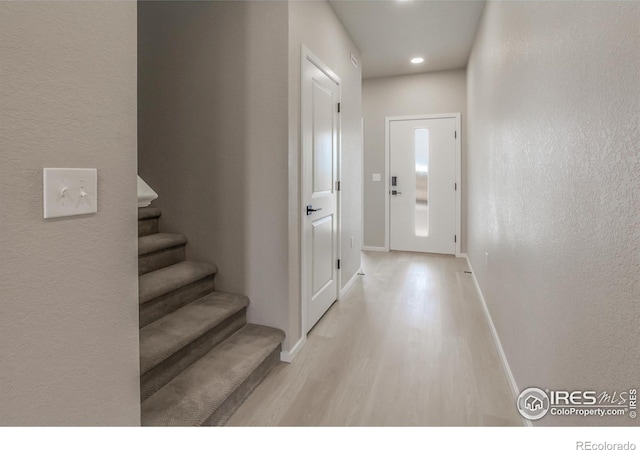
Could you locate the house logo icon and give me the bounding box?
[525,395,543,411]
[517,388,550,420]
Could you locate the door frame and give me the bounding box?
[384,113,461,256]
[300,45,342,336]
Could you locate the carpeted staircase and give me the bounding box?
[138,207,284,426]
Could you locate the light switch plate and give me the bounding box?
[372,173,381,182]
[43,168,97,219]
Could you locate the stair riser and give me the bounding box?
[202,345,281,426]
[139,246,186,276]
[139,218,160,237]
[140,276,216,327]
[141,309,247,402]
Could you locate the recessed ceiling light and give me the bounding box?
[411,57,424,64]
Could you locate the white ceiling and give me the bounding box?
[328,0,486,79]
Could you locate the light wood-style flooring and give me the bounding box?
[227,251,522,426]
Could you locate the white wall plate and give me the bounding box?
[43,168,97,219]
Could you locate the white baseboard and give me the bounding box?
[282,266,362,363]
[280,335,306,363]
[340,266,362,299]
[464,255,531,427]
[362,246,387,252]
[458,252,468,258]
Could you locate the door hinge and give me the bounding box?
[336,259,341,270]
[337,102,341,113]
[454,235,457,243]
[335,180,341,191]
[454,182,457,191]
[454,131,457,139]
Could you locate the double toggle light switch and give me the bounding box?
[43,168,97,219]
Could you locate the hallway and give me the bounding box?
[228,251,521,426]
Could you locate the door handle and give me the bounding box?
[306,205,323,216]
[391,190,402,196]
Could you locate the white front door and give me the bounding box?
[302,51,340,333]
[389,117,457,254]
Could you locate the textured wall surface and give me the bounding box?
[138,2,291,346]
[467,1,639,425]
[362,70,467,250]
[0,1,140,425]
[288,0,363,346]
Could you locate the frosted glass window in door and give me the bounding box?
[415,128,429,237]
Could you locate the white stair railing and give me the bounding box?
[138,175,158,208]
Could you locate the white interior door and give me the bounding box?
[302,52,340,333]
[389,117,456,254]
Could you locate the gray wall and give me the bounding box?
[139,1,361,354]
[138,1,291,345]
[288,0,363,345]
[467,1,639,425]
[0,1,140,425]
[362,70,467,250]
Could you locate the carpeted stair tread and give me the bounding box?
[140,291,250,374]
[139,233,187,256]
[142,324,285,426]
[138,207,162,220]
[139,261,218,305]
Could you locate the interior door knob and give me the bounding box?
[306,205,323,216]
[391,190,402,196]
